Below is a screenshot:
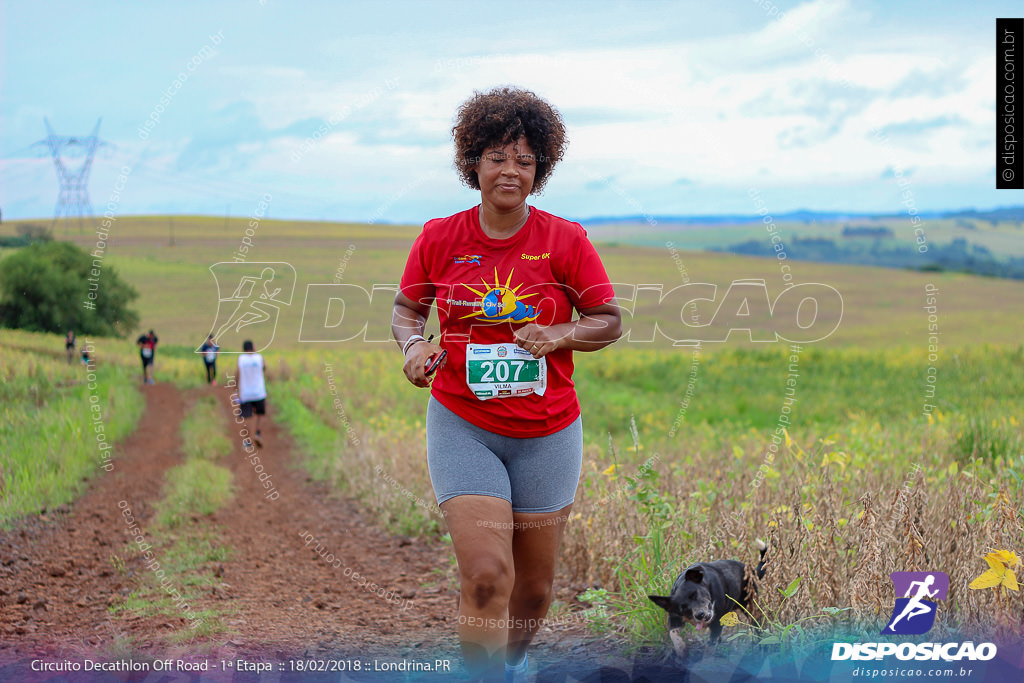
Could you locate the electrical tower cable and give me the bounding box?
[32,118,109,234]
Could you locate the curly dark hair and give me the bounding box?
[452,86,567,194]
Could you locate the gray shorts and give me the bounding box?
[426,397,583,513]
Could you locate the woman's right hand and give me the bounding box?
[402,341,444,388]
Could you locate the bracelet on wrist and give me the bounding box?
[402,335,426,355]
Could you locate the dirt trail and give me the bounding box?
[0,383,458,665]
[0,382,618,679]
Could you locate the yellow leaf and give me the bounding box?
[947,462,958,476]
[602,464,617,477]
[719,612,740,627]
[1002,569,1019,591]
[989,549,1020,568]
[783,428,792,448]
[969,570,1003,590]
[926,413,934,425]
[984,553,1006,573]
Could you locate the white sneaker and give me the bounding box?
[505,653,528,683]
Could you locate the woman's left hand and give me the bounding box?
[513,323,570,358]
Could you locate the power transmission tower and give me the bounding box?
[34,118,107,235]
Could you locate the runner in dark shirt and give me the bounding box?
[65,330,76,365]
[136,330,158,385]
[199,334,220,385]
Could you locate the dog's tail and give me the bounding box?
[755,538,768,579]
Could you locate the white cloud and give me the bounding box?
[164,0,991,215]
[4,1,1006,219]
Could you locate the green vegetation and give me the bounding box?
[157,395,234,528]
[3,214,1019,349]
[0,329,144,526]
[271,349,436,536]
[0,222,53,248]
[180,394,233,461]
[1,215,1021,651]
[953,416,1022,464]
[573,345,1023,442]
[0,240,139,336]
[586,213,1024,260]
[715,235,1024,279]
[150,344,218,390]
[111,528,230,644]
[114,394,235,644]
[0,329,227,527]
[264,343,1023,648]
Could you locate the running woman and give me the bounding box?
[392,87,621,681]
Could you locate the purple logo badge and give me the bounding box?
[882,572,949,635]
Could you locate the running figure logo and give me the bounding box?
[208,262,296,352]
[882,572,949,635]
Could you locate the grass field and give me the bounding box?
[262,343,1023,646]
[0,329,144,525]
[8,214,1021,350]
[584,214,1024,257]
[1,215,1022,649]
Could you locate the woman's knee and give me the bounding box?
[512,574,553,611]
[459,555,513,609]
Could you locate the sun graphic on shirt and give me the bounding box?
[460,268,542,322]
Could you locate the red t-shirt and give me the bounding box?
[400,206,616,437]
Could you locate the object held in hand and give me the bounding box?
[425,349,447,377]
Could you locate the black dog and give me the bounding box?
[648,540,767,643]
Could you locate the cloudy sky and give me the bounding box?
[1,0,1019,223]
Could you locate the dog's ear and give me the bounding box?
[684,567,705,584]
[648,595,672,612]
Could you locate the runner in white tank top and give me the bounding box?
[236,341,267,447]
[237,352,266,402]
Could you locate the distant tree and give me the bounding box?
[0,241,139,337]
[842,225,893,238]
[16,223,52,242]
[0,223,53,248]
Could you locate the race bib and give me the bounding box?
[465,343,546,400]
[142,347,153,358]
